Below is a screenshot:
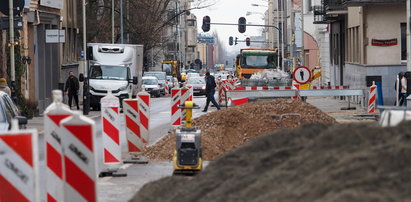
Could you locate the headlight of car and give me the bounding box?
[202,86,206,89]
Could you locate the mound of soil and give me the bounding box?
[144,99,336,161]
[132,122,411,202]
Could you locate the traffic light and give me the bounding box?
[235,37,238,45]
[238,17,246,33]
[202,16,211,32]
[246,37,250,46]
[229,36,233,46]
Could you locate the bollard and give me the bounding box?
[165,81,169,96]
[101,90,121,164]
[368,81,377,113]
[61,112,98,201]
[123,97,148,164]
[0,124,39,202]
[171,88,182,127]
[44,90,72,202]
[138,91,151,146]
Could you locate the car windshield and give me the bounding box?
[144,72,166,80]
[89,65,129,80]
[143,79,158,85]
[241,54,277,69]
[188,78,205,84]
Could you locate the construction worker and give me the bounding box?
[202,72,220,112]
[64,71,80,110]
[0,78,11,96]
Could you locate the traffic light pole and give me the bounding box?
[9,0,15,98]
[207,22,281,32]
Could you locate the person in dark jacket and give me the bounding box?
[65,71,80,110]
[202,72,220,112]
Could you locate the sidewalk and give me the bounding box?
[26,109,101,135]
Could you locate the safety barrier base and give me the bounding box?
[123,156,149,164]
[99,168,127,178]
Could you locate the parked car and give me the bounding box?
[0,91,27,131]
[143,72,167,95]
[142,76,161,97]
[186,77,206,96]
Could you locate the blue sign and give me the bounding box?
[80,50,84,58]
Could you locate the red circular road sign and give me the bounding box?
[292,66,312,84]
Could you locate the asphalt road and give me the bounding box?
[36,94,214,202]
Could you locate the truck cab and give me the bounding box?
[85,43,143,110]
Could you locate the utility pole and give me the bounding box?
[120,0,124,44]
[112,0,115,43]
[301,0,305,66]
[83,0,87,74]
[276,0,280,70]
[9,0,15,85]
[407,0,411,70]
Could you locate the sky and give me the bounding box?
[191,0,268,52]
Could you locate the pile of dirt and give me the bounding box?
[144,99,336,161]
[132,122,411,202]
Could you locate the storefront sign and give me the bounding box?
[371,38,397,47]
[45,30,65,43]
[40,0,63,9]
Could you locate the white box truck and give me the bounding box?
[82,43,143,110]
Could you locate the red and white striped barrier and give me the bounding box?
[292,81,301,100]
[0,125,39,202]
[44,90,72,202]
[138,91,150,145]
[232,86,349,91]
[165,81,169,96]
[123,98,145,153]
[181,86,191,121]
[61,112,97,202]
[187,85,193,101]
[171,88,181,126]
[101,91,121,164]
[218,80,228,105]
[368,83,377,113]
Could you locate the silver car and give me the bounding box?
[0,91,27,131]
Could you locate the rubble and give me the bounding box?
[144,99,336,161]
[132,121,411,202]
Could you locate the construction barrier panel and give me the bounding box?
[44,90,72,202]
[292,81,301,100]
[165,81,169,96]
[123,98,144,153]
[181,86,190,121]
[187,85,193,101]
[368,82,377,113]
[101,91,121,164]
[61,112,97,202]
[0,126,39,202]
[171,88,181,126]
[138,91,151,145]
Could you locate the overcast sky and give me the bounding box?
[191,0,268,52]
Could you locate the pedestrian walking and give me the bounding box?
[399,72,408,106]
[64,71,80,110]
[0,78,11,96]
[202,72,220,112]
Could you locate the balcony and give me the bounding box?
[313,0,346,24]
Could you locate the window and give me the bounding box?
[401,23,406,61]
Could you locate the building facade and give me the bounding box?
[314,0,406,104]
